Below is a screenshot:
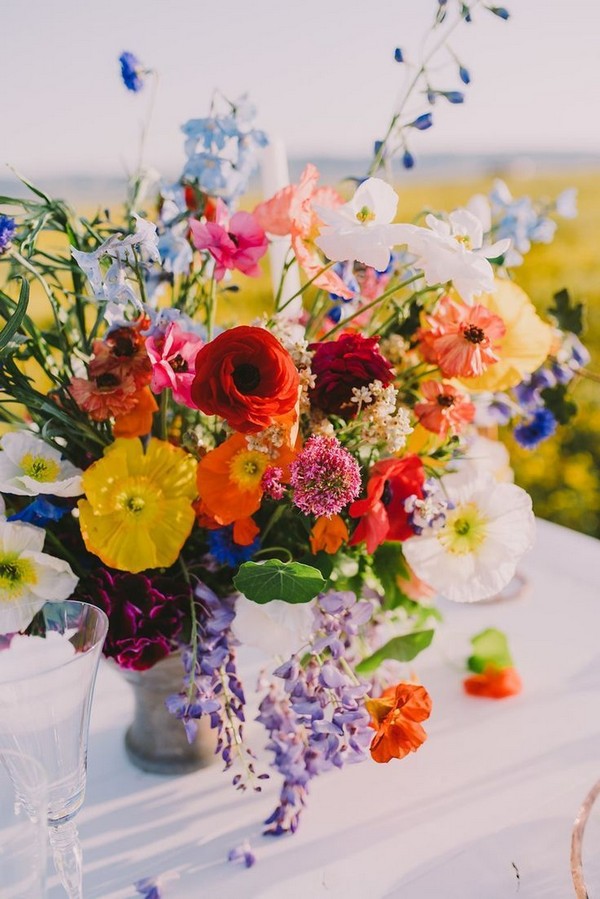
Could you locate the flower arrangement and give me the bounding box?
[0,0,588,846]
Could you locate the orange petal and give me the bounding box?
[113,388,158,438]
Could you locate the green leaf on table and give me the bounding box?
[233,559,326,605]
[548,288,584,336]
[467,628,513,674]
[356,629,435,674]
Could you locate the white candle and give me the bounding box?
[260,138,302,317]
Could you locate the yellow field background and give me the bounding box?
[13,168,600,539]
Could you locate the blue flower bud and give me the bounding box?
[440,90,465,104]
[427,89,437,105]
[373,140,384,156]
[459,66,471,85]
[402,149,415,169]
[394,47,404,63]
[488,6,510,19]
[461,3,472,21]
[409,113,433,131]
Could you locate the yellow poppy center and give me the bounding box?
[0,553,37,599]
[114,478,161,521]
[229,449,269,491]
[356,205,376,224]
[20,453,61,483]
[437,503,488,555]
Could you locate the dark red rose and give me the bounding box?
[349,454,425,553]
[74,569,186,671]
[308,332,394,419]
[191,325,299,433]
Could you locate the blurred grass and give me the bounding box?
[15,169,600,538]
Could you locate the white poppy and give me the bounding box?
[446,435,514,488]
[232,594,315,659]
[0,520,78,632]
[403,472,534,603]
[0,432,83,497]
[394,209,511,303]
[315,178,403,271]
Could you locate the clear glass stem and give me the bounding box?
[49,819,82,899]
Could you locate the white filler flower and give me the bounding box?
[403,471,534,602]
[0,432,83,497]
[0,520,78,632]
[315,178,403,271]
[232,594,315,659]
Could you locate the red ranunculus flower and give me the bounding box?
[191,326,300,434]
[308,332,394,419]
[349,454,425,553]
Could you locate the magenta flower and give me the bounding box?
[146,322,203,406]
[189,206,268,281]
[290,436,361,518]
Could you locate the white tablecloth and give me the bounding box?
[50,519,600,899]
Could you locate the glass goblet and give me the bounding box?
[0,600,108,899]
[0,749,48,898]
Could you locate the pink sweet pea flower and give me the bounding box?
[254,164,353,299]
[189,204,268,281]
[146,322,203,407]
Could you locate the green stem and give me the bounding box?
[252,546,293,562]
[44,530,85,580]
[260,504,287,543]
[158,389,169,440]
[321,272,423,340]
[272,260,337,320]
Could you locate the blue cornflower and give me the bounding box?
[208,527,259,568]
[514,408,557,449]
[119,52,145,93]
[0,215,16,254]
[8,497,68,527]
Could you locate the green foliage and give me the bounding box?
[549,288,584,337]
[540,383,578,425]
[0,277,29,355]
[467,628,513,674]
[356,629,435,674]
[233,559,326,604]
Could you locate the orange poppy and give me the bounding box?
[463,665,522,699]
[366,682,432,764]
[113,388,159,438]
[197,431,297,527]
[309,515,349,554]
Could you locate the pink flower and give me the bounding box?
[146,322,203,406]
[189,204,268,281]
[254,164,353,299]
[290,436,361,518]
[414,380,476,437]
[418,295,506,378]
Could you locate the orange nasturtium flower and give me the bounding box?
[113,387,159,439]
[197,431,297,527]
[365,682,432,764]
[463,665,522,699]
[309,515,349,554]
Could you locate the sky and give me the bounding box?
[1,0,599,180]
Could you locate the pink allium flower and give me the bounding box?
[145,322,203,407]
[418,295,506,378]
[414,380,476,437]
[290,436,361,518]
[261,466,285,500]
[189,206,268,281]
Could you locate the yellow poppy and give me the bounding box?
[78,438,197,572]
[459,279,553,392]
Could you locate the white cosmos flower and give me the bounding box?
[0,520,78,632]
[232,594,315,659]
[403,472,534,603]
[0,432,83,497]
[315,178,403,271]
[394,209,511,303]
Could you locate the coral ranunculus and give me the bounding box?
[309,333,394,419]
[191,326,300,433]
[349,454,425,553]
[78,438,197,572]
[366,682,432,763]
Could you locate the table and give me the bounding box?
[50,519,600,898]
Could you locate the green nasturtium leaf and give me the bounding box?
[467,627,513,674]
[233,559,326,605]
[356,629,435,675]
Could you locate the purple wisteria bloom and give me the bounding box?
[258,591,375,835]
[227,840,256,868]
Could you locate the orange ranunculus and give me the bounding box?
[113,388,159,438]
[191,326,300,434]
[197,431,297,527]
[366,682,432,764]
[463,665,522,699]
[309,515,349,554]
